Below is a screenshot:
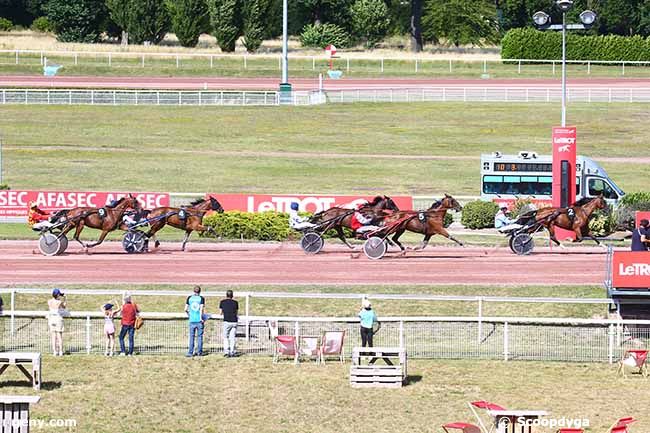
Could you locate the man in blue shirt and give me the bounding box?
[185,286,205,357]
[631,219,649,252]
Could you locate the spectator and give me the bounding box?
[102,301,121,357]
[219,290,239,357]
[185,286,205,357]
[119,295,139,356]
[359,298,377,349]
[47,288,66,356]
[631,219,649,252]
[0,295,3,314]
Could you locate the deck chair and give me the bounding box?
[299,336,320,363]
[320,330,345,364]
[609,417,637,433]
[442,422,481,433]
[273,335,298,364]
[617,350,648,378]
[468,401,506,433]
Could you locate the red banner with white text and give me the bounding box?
[209,194,414,214]
[612,251,650,288]
[636,211,650,227]
[0,190,170,218]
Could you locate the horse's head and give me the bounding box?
[127,194,141,212]
[209,196,224,213]
[381,195,399,212]
[368,195,399,212]
[440,194,463,212]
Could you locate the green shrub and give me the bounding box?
[0,17,13,31]
[203,211,291,241]
[502,27,650,61]
[620,192,650,206]
[588,210,617,237]
[443,212,453,228]
[31,16,53,32]
[460,200,498,230]
[350,0,390,49]
[0,184,9,190]
[300,23,350,49]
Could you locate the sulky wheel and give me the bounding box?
[38,233,61,256]
[56,234,69,255]
[122,231,147,254]
[363,236,388,260]
[300,232,324,254]
[510,233,534,255]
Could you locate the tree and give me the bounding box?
[598,0,640,36]
[44,0,106,42]
[350,0,390,48]
[167,0,210,47]
[410,0,424,52]
[296,0,353,31]
[126,0,171,44]
[106,0,131,43]
[422,0,499,47]
[208,0,242,52]
[243,0,270,52]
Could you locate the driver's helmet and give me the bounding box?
[290,202,299,211]
[498,202,508,210]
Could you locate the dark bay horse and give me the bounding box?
[145,196,224,251]
[534,195,607,247]
[384,194,464,251]
[309,195,400,249]
[60,195,141,249]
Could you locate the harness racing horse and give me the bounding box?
[534,195,607,247]
[145,196,224,251]
[384,194,464,252]
[60,195,141,250]
[308,195,400,249]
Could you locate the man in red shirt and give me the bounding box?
[119,295,140,356]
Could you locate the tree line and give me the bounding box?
[2,0,650,51]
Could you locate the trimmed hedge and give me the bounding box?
[300,23,351,49]
[31,17,53,33]
[461,200,498,230]
[203,211,291,241]
[0,184,9,190]
[614,192,650,231]
[502,28,650,61]
[0,17,12,31]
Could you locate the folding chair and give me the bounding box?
[617,349,648,378]
[299,336,320,363]
[609,417,637,433]
[273,335,298,365]
[442,422,481,433]
[468,401,506,433]
[320,330,345,364]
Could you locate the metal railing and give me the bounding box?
[1,311,647,363]
[2,49,650,76]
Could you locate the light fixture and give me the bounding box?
[532,11,550,27]
[555,0,575,13]
[579,10,597,27]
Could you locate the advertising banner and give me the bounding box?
[210,194,414,213]
[0,190,170,218]
[636,211,650,227]
[552,126,578,240]
[611,251,650,288]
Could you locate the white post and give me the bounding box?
[608,324,614,364]
[245,295,250,341]
[622,62,625,75]
[312,56,315,70]
[15,51,18,65]
[108,53,111,67]
[91,90,94,105]
[74,53,78,65]
[608,88,612,103]
[176,55,179,68]
[415,59,418,73]
[86,316,91,354]
[399,320,404,348]
[552,61,555,75]
[477,298,483,344]
[346,58,350,72]
[503,322,509,361]
[113,90,116,106]
[244,54,247,70]
[210,55,213,68]
[587,61,591,74]
[381,58,384,73]
[483,59,487,73]
[318,73,323,91]
[449,59,452,73]
[518,60,521,74]
[10,289,15,335]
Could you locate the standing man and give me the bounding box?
[219,290,239,357]
[119,295,139,356]
[185,286,205,357]
[631,219,649,251]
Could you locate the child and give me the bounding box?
[102,301,121,356]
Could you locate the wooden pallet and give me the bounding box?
[350,347,407,388]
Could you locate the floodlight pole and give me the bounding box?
[561,11,567,127]
[281,0,288,83]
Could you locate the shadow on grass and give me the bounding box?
[0,380,62,390]
[405,375,423,386]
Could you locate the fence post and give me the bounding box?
[622,62,625,75]
[210,55,213,68]
[608,324,614,364]
[198,91,202,106]
[15,51,18,65]
[415,59,418,73]
[176,55,179,68]
[346,58,350,72]
[74,53,78,65]
[91,90,94,105]
[442,87,446,102]
[40,51,43,65]
[381,58,384,73]
[463,88,467,102]
[399,320,404,348]
[86,315,91,354]
[142,54,145,68]
[483,59,487,74]
[608,88,612,103]
[630,88,633,103]
[312,56,315,70]
[525,88,529,103]
[10,289,15,335]
[294,321,299,341]
[518,60,521,74]
[245,295,250,341]
[503,321,509,361]
[587,61,591,75]
[547,88,550,103]
[244,54,247,70]
[68,90,72,105]
[477,298,483,344]
[552,61,555,75]
[156,91,160,105]
[449,59,452,73]
[108,53,111,67]
[113,90,116,106]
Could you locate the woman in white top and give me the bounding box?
[47,288,66,356]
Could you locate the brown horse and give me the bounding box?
[534,195,608,246]
[309,195,400,249]
[384,194,464,251]
[60,195,141,249]
[145,196,224,251]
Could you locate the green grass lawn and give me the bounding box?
[0,103,647,194]
[0,356,644,433]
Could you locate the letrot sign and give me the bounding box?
[611,251,650,288]
[210,194,413,213]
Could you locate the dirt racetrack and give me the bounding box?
[0,240,608,286]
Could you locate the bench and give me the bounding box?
[0,395,40,432]
[350,346,407,388]
[0,352,42,390]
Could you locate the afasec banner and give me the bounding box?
[210,194,414,213]
[0,190,170,217]
[612,251,650,288]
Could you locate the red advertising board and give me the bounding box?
[209,194,414,213]
[0,190,170,217]
[552,126,578,240]
[612,251,650,288]
[636,211,650,227]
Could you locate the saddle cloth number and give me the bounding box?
[418,212,426,222]
[567,208,576,221]
[178,208,187,220]
[98,208,107,219]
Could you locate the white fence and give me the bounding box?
[2,49,650,76]
[3,87,650,106]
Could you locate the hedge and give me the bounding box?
[0,184,9,190]
[502,28,650,61]
[0,18,12,31]
[461,200,498,230]
[614,192,650,231]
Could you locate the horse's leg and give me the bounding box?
[547,224,563,247]
[72,223,86,249]
[431,227,464,247]
[335,226,354,249]
[85,229,111,248]
[181,230,192,251]
[145,221,164,248]
[390,229,406,251]
[413,234,432,251]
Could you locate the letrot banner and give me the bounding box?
[636,211,650,227]
[0,190,170,218]
[611,251,650,288]
[210,194,414,213]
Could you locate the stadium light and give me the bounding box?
[532,11,550,28]
[580,10,597,27]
